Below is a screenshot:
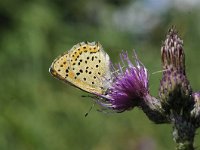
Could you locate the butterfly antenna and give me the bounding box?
[85,102,96,117]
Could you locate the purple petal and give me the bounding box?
[98,51,149,112]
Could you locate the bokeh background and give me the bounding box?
[0,0,200,149]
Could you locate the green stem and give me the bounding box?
[172,116,195,150]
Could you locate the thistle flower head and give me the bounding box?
[98,51,149,112]
[159,27,192,112]
[161,27,185,74]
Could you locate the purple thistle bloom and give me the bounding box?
[98,51,149,112]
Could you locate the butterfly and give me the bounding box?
[49,42,111,95]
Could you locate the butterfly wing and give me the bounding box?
[49,42,111,95]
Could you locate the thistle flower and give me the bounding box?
[161,27,185,74]
[159,27,192,113]
[98,52,149,112]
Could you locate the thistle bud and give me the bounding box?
[159,27,192,113]
[161,27,185,74]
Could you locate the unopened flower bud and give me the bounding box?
[161,27,185,74]
[159,27,192,113]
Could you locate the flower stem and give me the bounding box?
[172,115,195,150]
[141,95,169,124]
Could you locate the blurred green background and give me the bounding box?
[0,0,200,149]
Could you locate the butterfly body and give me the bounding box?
[49,42,111,95]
